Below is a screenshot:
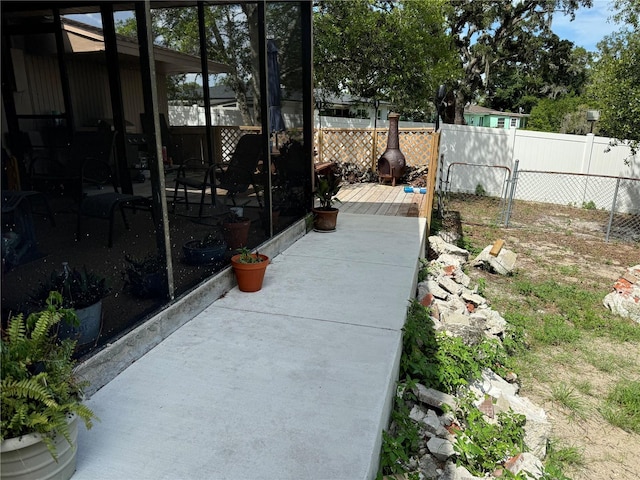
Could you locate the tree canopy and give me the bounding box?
[313,0,458,119]
[313,0,592,123]
[587,0,639,155]
[118,3,303,126]
[444,0,592,123]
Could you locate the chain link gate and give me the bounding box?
[437,161,512,227]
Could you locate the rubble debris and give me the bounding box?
[603,264,640,324]
[470,243,517,275]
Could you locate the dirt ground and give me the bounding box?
[440,194,640,480]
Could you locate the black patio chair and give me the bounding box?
[76,130,153,247]
[171,133,265,218]
[216,133,265,208]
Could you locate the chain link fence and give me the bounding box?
[438,158,640,243]
[504,162,640,243]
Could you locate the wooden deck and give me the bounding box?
[336,182,429,218]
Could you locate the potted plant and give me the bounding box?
[1,291,97,480]
[29,263,110,348]
[222,209,251,250]
[312,173,342,232]
[123,253,167,298]
[182,232,228,266]
[230,247,269,292]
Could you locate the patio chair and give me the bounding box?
[215,133,265,208]
[171,133,265,218]
[76,131,153,248]
[171,158,218,218]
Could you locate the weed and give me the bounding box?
[531,315,581,346]
[417,258,431,283]
[581,200,597,210]
[573,380,593,396]
[600,380,640,434]
[475,183,487,196]
[557,264,580,276]
[378,391,421,476]
[454,402,526,476]
[456,236,483,256]
[476,277,487,297]
[543,439,584,479]
[583,351,632,373]
[551,383,587,418]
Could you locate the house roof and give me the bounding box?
[465,104,529,118]
[61,17,230,75]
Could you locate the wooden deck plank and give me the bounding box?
[351,184,387,214]
[363,185,400,215]
[384,187,409,216]
[375,185,404,216]
[328,182,432,218]
[339,183,373,213]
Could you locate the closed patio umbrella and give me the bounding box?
[267,39,286,137]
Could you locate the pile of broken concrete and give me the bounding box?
[389,236,550,480]
[603,264,640,324]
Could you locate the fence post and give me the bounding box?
[317,127,324,164]
[605,176,621,242]
[504,159,519,228]
[437,154,445,218]
[370,127,378,172]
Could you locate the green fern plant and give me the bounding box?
[1,291,97,460]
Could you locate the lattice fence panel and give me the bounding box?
[398,129,437,167]
[317,129,373,171]
[314,127,437,171]
[217,126,261,164]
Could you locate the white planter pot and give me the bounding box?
[58,300,103,347]
[1,415,78,480]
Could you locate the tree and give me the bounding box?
[486,36,590,114]
[118,3,303,126]
[526,95,586,132]
[445,0,592,124]
[587,1,639,156]
[313,0,458,118]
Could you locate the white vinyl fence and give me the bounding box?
[438,124,639,202]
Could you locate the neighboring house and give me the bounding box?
[169,87,406,129]
[464,105,529,129]
[3,17,229,140]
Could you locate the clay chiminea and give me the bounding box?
[377,112,406,186]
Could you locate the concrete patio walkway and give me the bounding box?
[73,213,427,480]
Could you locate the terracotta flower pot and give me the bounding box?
[230,253,269,292]
[223,218,251,250]
[312,207,339,232]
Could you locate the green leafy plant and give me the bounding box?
[1,292,97,459]
[30,264,110,310]
[417,258,431,283]
[581,200,596,210]
[542,439,583,480]
[454,403,527,476]
[377,379,421,477]
[235,247,265,264]
[313,174,342,210]
[123,253,166,298]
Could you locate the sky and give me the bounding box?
[551,0,621,51]
[67,0,623,53]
